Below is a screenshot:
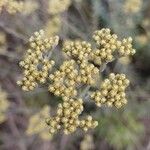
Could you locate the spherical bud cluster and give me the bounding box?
[49,59,99,97]
[79,61,99,85]
[29,30,59,52]
[118,37,136,56]
[62,41,99,85]
[46,98,83,136]
[79,115,98,131]
[0,0,24,14]
[18,58,55,91]
[49,60,78,98]
[48,0,71,15]
[17,30,59,91]
[63,40,92,63]
[92,28,117,64]
[91,73,130,108]
[92,28,136,65]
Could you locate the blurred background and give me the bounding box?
[0,0,150,150]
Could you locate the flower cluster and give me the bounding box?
[63,40,92,63]
[0,0,24,14]
[80,115,98,132]
[17,30,59,91]
[49,60,99,100]
[46,97,98,136]
[92,28,136,65]
[18,28,136,137]
[91,73,129,108]
[49,60,78,98]
[26,106,51,140]
[63,29,135,68]
[0,86,9,123]
[63,41,99,85]
[48,0,71,15]
[47,60,98,136]
[79,61,99,85]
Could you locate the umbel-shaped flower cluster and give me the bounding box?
[0,0,24,14]
[46,97,98,135]
[17,28,136,137]
[91,29,135,65]
[91,73,129,108]
[17,30,59,91]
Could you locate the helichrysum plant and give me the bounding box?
[17,28,136,137]
[0,0,24,14]
[0,86,9,123]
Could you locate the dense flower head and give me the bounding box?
[91,73,130,108]
[17,30,59,91]
[79,60,99,85]
[63,41,99,85]
[0,0,24,14]
[79,115,98,132]
[49,59,99,99]
[18,28,136,137]
[63,29,135,67]
[63,40,92,63]
[46,97,98,136]
[46,98,83,135]
[49,60,78,98]
[92,28,136,65]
